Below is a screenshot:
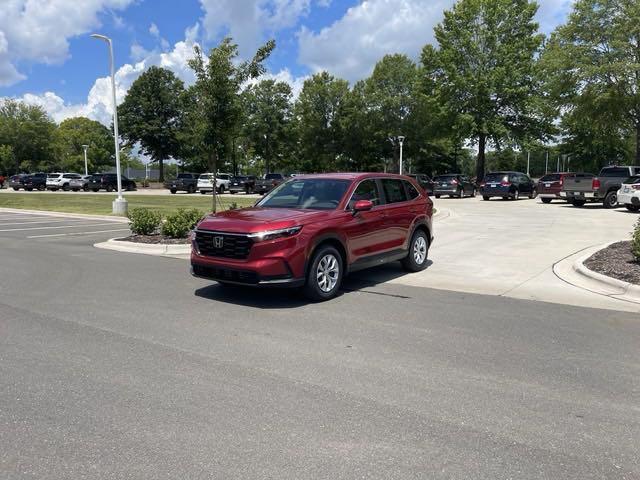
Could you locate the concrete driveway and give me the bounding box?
[368,196,640,312]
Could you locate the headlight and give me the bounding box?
[248,226,302,242]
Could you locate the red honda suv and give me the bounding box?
[190,173,434,301]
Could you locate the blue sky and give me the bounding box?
[0,0,572,125]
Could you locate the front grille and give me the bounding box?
[195,230,253,259]
[192,264,258,284]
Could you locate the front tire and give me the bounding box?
[402,230,430,272]
[170,189,177,194]
[458,188,464,198]
[483,195,490,201]
[541,198,552,204]
[303,246,343,301]
[435,194,440,199]
[529,188,537,199]
[572,199,586,207]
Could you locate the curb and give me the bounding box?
[0,207,129,223]
[94,238,190,258]
[553,242,640,305]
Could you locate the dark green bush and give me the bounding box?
[161,208,204,238]
[632,219,640,262]
[128,208,162,235]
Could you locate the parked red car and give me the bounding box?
[537,172,575,203]
[191,173,434,300]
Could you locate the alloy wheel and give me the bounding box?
[316,254,340,293]
[413,236,427,265]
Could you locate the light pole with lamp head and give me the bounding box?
[398,136,405,175]
[91,33,127,215]
[82,145,89,176]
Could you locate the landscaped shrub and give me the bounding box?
[632,219,640,262]
[161,208,204,238]
[128,208,162,235]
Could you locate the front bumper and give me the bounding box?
[191,262,304,287]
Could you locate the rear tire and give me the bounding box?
[572,199,586,207]
[625,204,640,212]
[303,245,343,302]
[401,230,430,272]
[471,188,476,198]
[435,195,440,199]
[512,189,520,200]
[529,188,537,199]
[13,187,19,191]
[188,185,196,194]
[91,188,99,192]
[483,196,490,201]
[170,189,177,194]
[541,198,552,204]
[106,185,113,192]
[458,188,464,198]
[603,191,617,209]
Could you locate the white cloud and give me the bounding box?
[18,33,199,125]
[149,22,160,37]
[298,0,573,82]
[0,0,135,86]
[199,0,324,56]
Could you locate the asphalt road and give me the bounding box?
[1,211,639,479]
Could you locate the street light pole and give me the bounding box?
[82,145,89,176]
[91,33,127,215]
[398,136,405,175]
[526,151,530,176]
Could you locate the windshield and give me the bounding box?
[257,178,350,210]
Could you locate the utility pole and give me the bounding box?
[398,136,405,175]
[82,145,89,176]
[526,151,530,176]
[545,150,549,174]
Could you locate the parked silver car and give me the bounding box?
[69,174,92,192]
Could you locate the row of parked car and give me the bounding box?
[164,172,287,195]
[8,172,137,192]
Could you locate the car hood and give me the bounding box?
[196,207,334,234]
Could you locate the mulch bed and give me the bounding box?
[118,234,189,245]
[584,241,640,285]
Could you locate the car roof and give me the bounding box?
[287,172,416,181]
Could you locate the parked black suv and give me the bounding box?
[480,171,537,200]
[164,173,198,194]
[433,174,476,198]
[22,173,47,191]
[88,173,137,192]
[407,174,434,195]
[228,175,257,194]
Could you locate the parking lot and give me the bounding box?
[1,198,639,479]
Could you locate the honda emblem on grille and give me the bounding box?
[214,236,224,248]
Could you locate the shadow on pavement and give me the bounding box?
[194,260,433,307]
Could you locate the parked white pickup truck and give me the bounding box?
[197,173,232,194]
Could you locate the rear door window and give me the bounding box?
[404,181,420,200]
[381,179,408,204]
[539,174,561,182]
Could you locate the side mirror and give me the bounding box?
[353,199,374,213]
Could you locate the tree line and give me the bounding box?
[1,0,638,182]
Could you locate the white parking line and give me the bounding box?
[0,219,91,226]
[0,222,119,232]
[27,228,130,239]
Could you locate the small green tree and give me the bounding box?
[187,37,275,211]
[632,219,640,262]
[118,66,185,182]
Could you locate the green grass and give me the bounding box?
[0,193,257,216]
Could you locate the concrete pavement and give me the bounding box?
[0,209,639,478]
[377,196,640,313]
